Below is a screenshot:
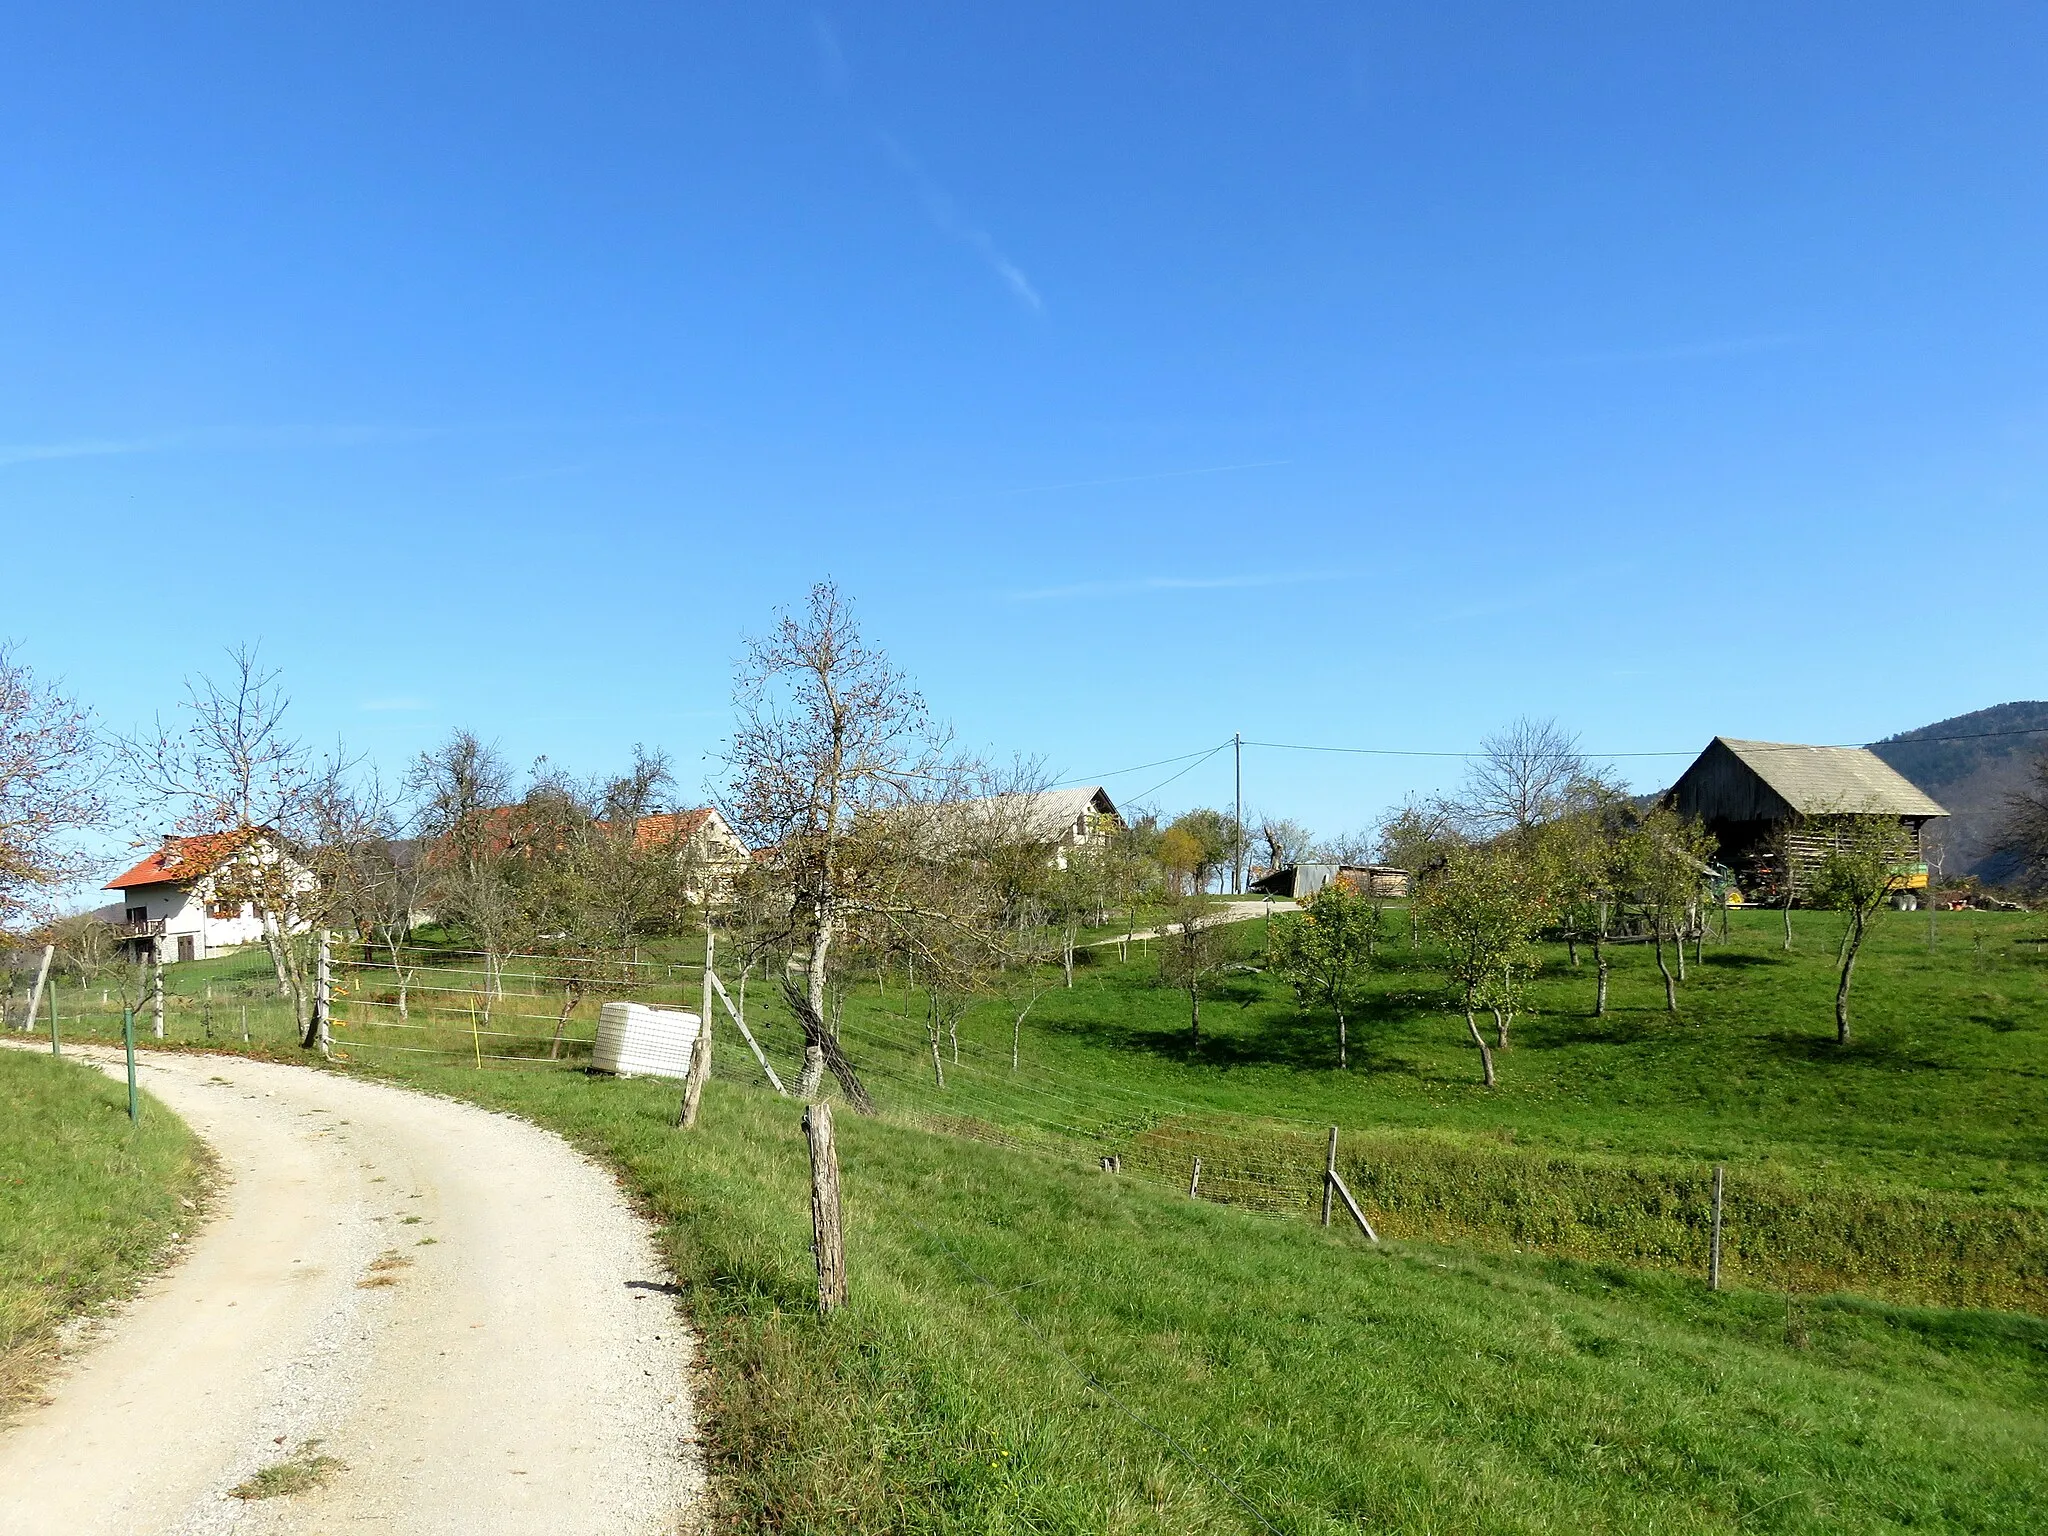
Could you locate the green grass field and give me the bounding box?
[0,1048,211,1412]
[35,904,2048,1530]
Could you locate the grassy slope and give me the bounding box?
[41,906,2048,1530]
[367,1062,2047,1534]
[0,1049,210,1410]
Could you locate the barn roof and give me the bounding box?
[1711,738,1947,817]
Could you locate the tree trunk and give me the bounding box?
[781,978,872,1111]
[263,914,292,998]
[548,985,578,1060]
[1674,918,1687,982]
[1062,928,1075,988]
[1494,1006,1510,1051]
[1188,982,1201,1044]
[1835,910,1865,1045]
[1783,889,1795,950]
[1654,923,1677,1012]
[1335,1004,1347,1069]
[1464,1007,1497,1087]
[1566,929,1579,967]
[1592,929,1609,1017]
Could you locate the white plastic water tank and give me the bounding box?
[591,1000,701,1079]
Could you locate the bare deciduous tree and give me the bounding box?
[0,644,106,931]
[1257,816,1317,875]
[1997,753,2048,895]
[117,647,340,1048]
[721,581,949,1102]
[1458,717,1593,836]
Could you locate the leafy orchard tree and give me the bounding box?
[1158,892,1230,1043]
[1375,797,1462,944]
[1416,842,1552,1087]
[1160,808,1236,895]
[0,644,105,932]
[1628,806,1717,1013]
[1268,880,1376,1068]
[1808,812,1917,1046]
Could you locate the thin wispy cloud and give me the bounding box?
[1556,332,1812,367]
[987,459,1290,498]
[810,12,850,93]
[360,697,432,712]
[1009,572,1343,603]
[0,436,170,469]
[879,132,1043,313]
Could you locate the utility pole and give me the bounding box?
[1233,732,1244,895]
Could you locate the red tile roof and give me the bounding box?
[104,829,259,891]
[631,809,715,849]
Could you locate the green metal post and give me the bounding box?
[123,1007,139,1124]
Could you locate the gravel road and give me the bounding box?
[0,1049,703,1536]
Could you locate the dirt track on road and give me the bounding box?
[0,1050,702,1536]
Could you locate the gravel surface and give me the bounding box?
[0,1049,703,1536]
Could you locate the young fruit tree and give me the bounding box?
[1416,843,1551,1087]
[1158,893,1230,1043]
[1268,879,1377,1068]
[1808,812,1917,1045]
[1626,807,1717,1013]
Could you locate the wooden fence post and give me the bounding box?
[1188,1156,1202,1198]
[23,944,53,1036]
[1709,1164,1725,1291]
[151,940,165,1040]
[804,1101,847,1315]
[679,928,715,1128]
[1321,1125,1338,1228]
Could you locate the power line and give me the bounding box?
[1067,726,2048,784]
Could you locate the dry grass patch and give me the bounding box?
[231,1440,345,1500]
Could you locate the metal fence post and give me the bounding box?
[123,1007,138,1124]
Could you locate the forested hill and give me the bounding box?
[1872,701,2048,883]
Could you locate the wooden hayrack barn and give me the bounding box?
[1665,737,1948,902]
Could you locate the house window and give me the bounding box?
[127,906,148,925]
[210,900,241,921]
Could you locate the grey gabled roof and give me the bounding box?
[1717,738,1948,818]
[956,785,1120,841]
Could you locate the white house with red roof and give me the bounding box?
[98,830,307,964]
[630,807,751,901]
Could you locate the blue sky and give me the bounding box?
[4,2,2045,852]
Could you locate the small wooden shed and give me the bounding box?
[1665,737,1948,896]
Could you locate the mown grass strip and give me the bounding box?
[0,1049,211,1412]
